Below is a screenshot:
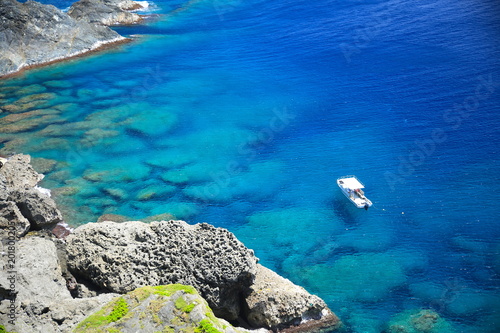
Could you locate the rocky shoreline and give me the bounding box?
[0,0,148,78]
[0,155,341,332]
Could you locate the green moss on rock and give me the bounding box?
[107,297,129,322]
[73,284,245,333]
[175,295,196,313]
[153,284,197,296]
[195,319,223,333]
[74,296,129,331]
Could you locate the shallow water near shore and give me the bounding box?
[2,0,500,331]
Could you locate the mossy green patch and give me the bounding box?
[153,284,197,296]
[130,287,154,303]
[107,297,129,322]
[204,309,221,325]
[181,327,197,333]
[195,319,222,333]
[74,296,129,332]
[175,295,196,313]
[129,284,196,303]
[74,285,214,333]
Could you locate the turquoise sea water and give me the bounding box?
[2,0,500,331]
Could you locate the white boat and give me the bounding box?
[337,175,372,210]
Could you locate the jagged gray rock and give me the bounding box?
[0,199,30,238]
[68,0,145,26]
[0,154,42,189]
[245,265,341,332]
[66,220,258,321]
[0,236,118,333]
[9,188,63,228]
[0,154,62,236]
[0,0,125,77]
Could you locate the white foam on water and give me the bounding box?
[35,185,52,197]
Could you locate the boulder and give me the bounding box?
[66,220,258,320]
[245,264,341,332]
[0,0,125,77]
[9,188,63,229]
[8,237,72,303]
[0,154,43,189]
[0,155,63,233]
[68,0,144,26]
[73,284,265,333]
[0,161,32,239]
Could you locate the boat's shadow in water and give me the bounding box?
[329,195,368,226]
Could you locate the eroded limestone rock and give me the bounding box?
[66,220,258,320]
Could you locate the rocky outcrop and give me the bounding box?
[66,220,340,332]
[68,0,146,26]
[73,284,266,333]
[0,154,63,238]
[245,265,341,332]
[66,220,258,321]
[0,0,125,77]
[0,154,340,332]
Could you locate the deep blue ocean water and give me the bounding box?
[2,0,500,331]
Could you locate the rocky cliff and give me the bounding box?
[0,0,143,78]
[0,154,341,332]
